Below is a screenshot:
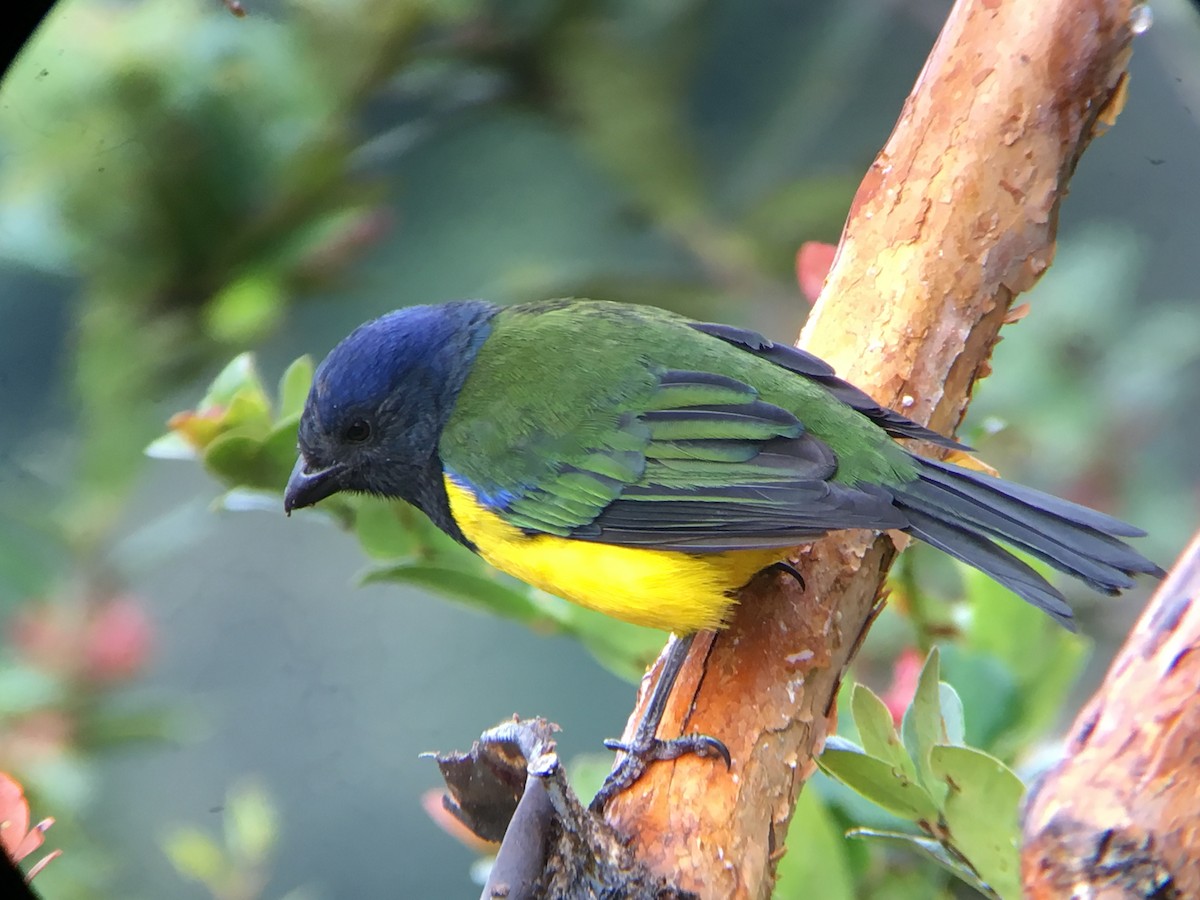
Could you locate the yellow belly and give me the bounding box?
[444,476,784,633]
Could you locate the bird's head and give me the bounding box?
[284,301,497,515]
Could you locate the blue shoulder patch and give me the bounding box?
[445,469,517,510]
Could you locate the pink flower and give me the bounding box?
[420,789,499,855]
[0,772,60,881]
[9,595,153,685]
[881,647,924,726]
[83,596,154,684]
[8,604,76,677]
[0,712,73,767]
[795,241,837,304]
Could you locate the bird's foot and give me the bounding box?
[589,731,730,812]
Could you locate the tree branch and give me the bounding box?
[601,1,1136,896]
[1021,529,1200,898]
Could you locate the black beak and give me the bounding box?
[284,457,345,515]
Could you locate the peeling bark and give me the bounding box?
[438,718,691,900]
[600,1,1137,896]
[1021,531,1200,900]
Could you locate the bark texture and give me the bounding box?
[601,1,1137,896]
[1021,531,1200,900]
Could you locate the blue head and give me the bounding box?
[284,301,498,531]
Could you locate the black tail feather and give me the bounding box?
[899,507,1078,630]
[919,458,1147,538]
[893,457,1165,628]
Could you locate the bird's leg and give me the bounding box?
[589,632,731,812]
[589,562,800,810]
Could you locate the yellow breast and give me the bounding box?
[443,476,784,633]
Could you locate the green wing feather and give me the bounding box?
[439,301,920,551]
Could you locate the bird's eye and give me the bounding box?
[344,419,372,443]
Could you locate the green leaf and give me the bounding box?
[225,781,279,865]
[775,790,856,900]
[0,665,67,717]
[850,683,917,783]
[0,520,63,604]
[739,173,859,270]
[203,270,286,344]
[938,682,965,748]
[1010,634,1086,748]
[145,430,198,461]
[353,498,418,560]
[546,599,668,683]
[961,564,1088,752]
[23,749,95,811]
[817,746,939,824]
[203,433,276,490]
[278,355,315,419]
[901,648,947,801]
[553,21,704,227]
[575,622,667,683]
[810,769,909,837]
[77,704,184,748]
[221,388,275,439]
[566,753,613,805]
[261,416,303,477]
[937,645,1019,751]
[848,828,996,898]
[202,416,299,492]
[150,355,275,466]
[863,869,956,900]
[822,735,864,754]
[360,563,550,625]
[163,827,226,888]
[928,745,1024,899]
[202,353,266,410]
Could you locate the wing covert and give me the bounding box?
[447,365,908,551]
[690,321,966,450]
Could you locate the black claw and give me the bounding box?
[767,560,805,589]
[696,734,732,770]
[590,732,731,812]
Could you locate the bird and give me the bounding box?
[284,298,1163,805]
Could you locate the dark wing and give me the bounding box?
[690,321,967,450]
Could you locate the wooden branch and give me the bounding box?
[1021,530,1200,898]
[601,1,1136,896]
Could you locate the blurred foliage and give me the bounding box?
[0,0,469,571]
[0,0,480,540]
[0,0,1195,896]
[0,589,174,896]
[163,780,313,900]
